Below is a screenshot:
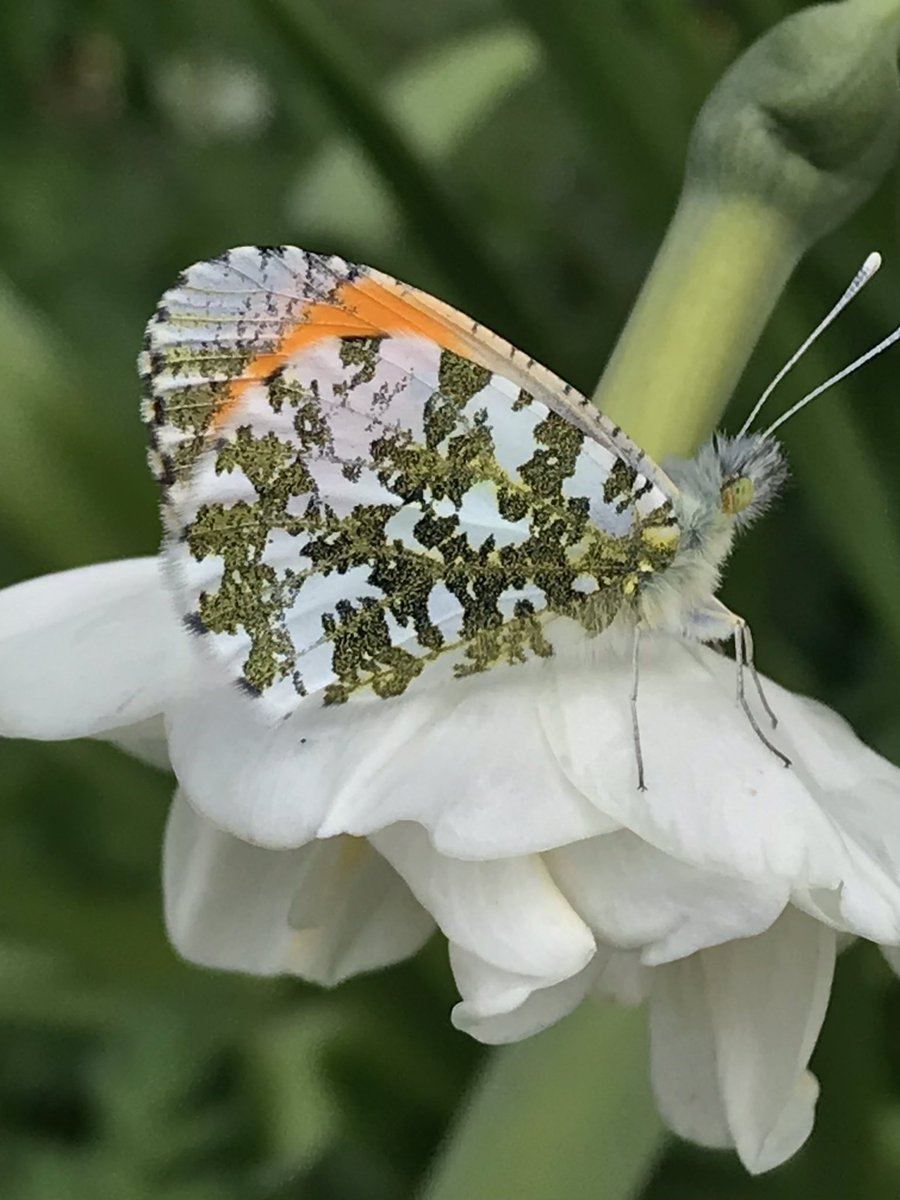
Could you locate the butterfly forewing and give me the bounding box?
[141,246,680,715]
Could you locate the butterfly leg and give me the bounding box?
[683,598,789,768]
[739,620,778,729]
[631,624,647,791]
[732,621,791,768]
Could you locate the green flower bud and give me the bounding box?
[594,0,900,459]
[693,0,900,236]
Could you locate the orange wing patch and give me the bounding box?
[211,274,467,430]
[139,246,479,509]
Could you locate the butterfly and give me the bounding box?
[139,245,891,787]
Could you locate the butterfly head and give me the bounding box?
[666,432,788,535]
[712,432,789,530]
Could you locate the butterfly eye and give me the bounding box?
[721,476,754,515]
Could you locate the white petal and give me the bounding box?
[539,636,849,890]
[744,1072,820,1176]
[96,715,171,770]
[168,663,616,853]
[790,885,846,931]
[167,687,338,848]
[0,557,194,739]
[450,940,647,1044]
[774,689,900,794]
[370,821,595,981]
[793,775,900,943]
[164,793,434,984]
[704,905,834,1173]
[449,943,535,1020]
[547,831,787,964]
[650,906,834,1171]
[748,689,900,940]
[315,673,619,856]
[649,955,732,1150]
[592,945,651,1007]
[449,943,596,1044]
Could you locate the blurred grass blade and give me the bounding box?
[749,278,900,668]
[247,1006,344,1170]
[419,1003,665,1200]
[256,0,549,355]
[506,0,715,222]
[508,0,681,163]
[0,279,135,567]
[785,396,900,666]
[289,25,540,254]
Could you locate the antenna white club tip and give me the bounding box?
[863,251,882,276]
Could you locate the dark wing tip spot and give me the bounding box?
[157,453,175,487]
[183,612,208,636]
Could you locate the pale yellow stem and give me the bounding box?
[594,0,900,460]
[593,192,800,459]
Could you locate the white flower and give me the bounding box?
[5,554,900,1173]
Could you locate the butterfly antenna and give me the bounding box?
[763,320,900,438]
[737,251,882,438]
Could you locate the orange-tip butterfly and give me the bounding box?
[140,247,897,786]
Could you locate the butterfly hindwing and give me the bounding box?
[142,247,680,715]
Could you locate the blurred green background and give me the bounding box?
[4,1,900,1196]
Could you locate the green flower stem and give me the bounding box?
[595,0,900,458]
[594,191,800,459]
[419,1003,665,1200]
